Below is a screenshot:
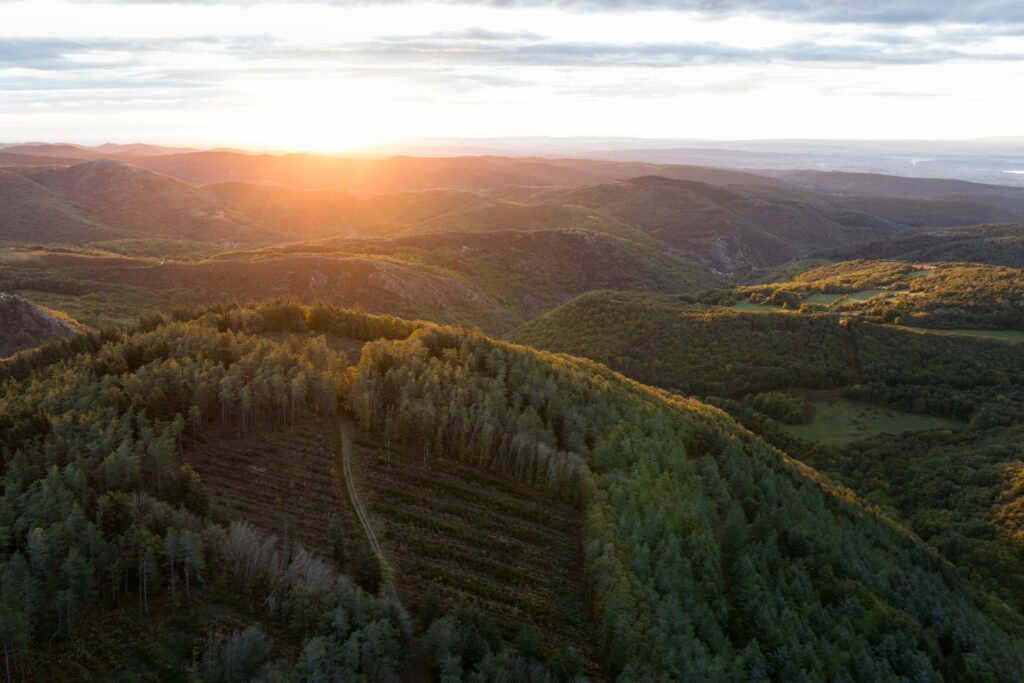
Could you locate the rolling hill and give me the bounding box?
[3,301,1024,680]
[125,150,783,193]
[506,291,1024,621]
[0,161,280,244]
[506,290,1024,400]
[4,157,1024,274]
[738,259,1024,330]
[765,169,1024,208]
[542,175,903,269]
[0,228,719,332]
[820,223,1024,268]
[543,175,1024,269]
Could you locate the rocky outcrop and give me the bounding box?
[0,293,83,357]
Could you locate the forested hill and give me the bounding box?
[506,290,1024,408]
[2,301,1023,680]
[0,229,719,334]
[819,224,1024,268]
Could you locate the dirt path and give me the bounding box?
[337,416,400,605]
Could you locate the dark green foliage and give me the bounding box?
[0,302,566,681]
[509,291,1024,423]
[5,300,1024,681]
[747,392,813,425]
[821,224,1024,269]
[348,312,1024,680]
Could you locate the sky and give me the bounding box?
[1,0,1022,152]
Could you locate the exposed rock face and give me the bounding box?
[0,293,83,357]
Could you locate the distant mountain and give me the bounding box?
[0,160,280,243]
[9,228,719,332]
[544,175,901,269]
[0,292,84,357]
[821,224,1024,267]
[0,151,86,167]
[4,157,1023,271]
[92,143,198,156]
[274,228,719,319]
[126,150,779,193]
[765,169,1024,207]
[0,143,104,161]
[2,142,198,159]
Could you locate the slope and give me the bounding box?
[739,259,1024,330]
[127,150,783,193]
[0,161,281,244]
[0,291,85,357]
[506,291,1024,622]
[820,223,1024,268]
[767,169,1024,208]
[0,228,719,332]
[507,290,1024,401]
[345,305,1024,680]
[543,176,901,269]
[6,302,1024,680]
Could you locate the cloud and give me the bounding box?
[44,0,1024,26]
[266,33,1024,68]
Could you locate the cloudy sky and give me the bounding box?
[1,0,1022,151]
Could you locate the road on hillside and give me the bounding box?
[338,416,400,605]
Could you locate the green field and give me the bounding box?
[778,394,961,445]
[731,297,783,312]
[732,291,887,312]
[800,292,844,305]
[845,288,888,301]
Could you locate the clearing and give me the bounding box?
[777,393,961,445]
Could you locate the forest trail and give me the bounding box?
[337,416,401,606]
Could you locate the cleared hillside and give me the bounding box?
[0,291,85,357]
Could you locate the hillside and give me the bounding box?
[0,229,718,332]
[265,229,719,316]
[765,169,1024,208]
[506,291,1024,612]
[821,223,1024,268]
[739,259,1024,330]
[0,291,84,356]
[507,290,1024,400]
[5,158,1024,276]
[5,301,1024,680]
[544,175,1024,269]
[0,161,281,244]
[125,151,782,193]
[0,161,681,247]
[543,176,904,269]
